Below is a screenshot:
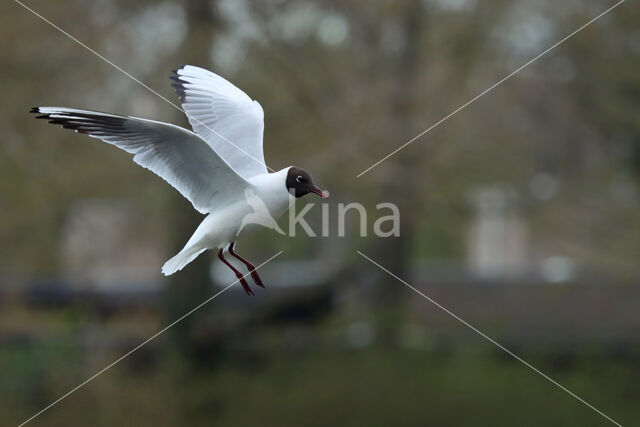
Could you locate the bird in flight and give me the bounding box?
[31,65,328,296]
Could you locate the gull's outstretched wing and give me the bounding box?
[31,107,249,214]
[171,65,267,179]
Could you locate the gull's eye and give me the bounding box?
[296,175,303,183]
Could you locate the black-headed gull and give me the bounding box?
[31,65,327,295]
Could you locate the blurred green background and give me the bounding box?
[1,0,639,425]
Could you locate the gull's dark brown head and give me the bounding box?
[285,167,328,199]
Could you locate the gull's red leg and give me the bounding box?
[218,248,254,296]
[228,242,265,288]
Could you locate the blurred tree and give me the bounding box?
[163,0,221,358]
[2,0,639,285]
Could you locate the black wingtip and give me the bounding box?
[170,68,187,102]
[31,106,49,120]
[171,65,187,77]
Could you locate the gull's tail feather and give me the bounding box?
[162,246,206,276]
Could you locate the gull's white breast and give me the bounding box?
[190,168,293,249]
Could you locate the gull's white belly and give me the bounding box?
[191,191,291,249]
[197,203,252,248]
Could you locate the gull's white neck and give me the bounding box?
[248,167,293,217]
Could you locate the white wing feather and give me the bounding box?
[32,107,249,214]
[171,65,268,179]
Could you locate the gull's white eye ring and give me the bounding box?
[296,175,303,183]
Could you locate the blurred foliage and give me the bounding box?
[1,0,639,277]
[1,302,639,426]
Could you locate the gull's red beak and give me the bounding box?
[310,186,329,199]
